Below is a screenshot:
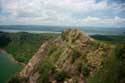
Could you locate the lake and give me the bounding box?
[0,25,125,35]
[0,51,22,83]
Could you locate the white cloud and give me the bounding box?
[82,16,101,24]
[82,16,125,26]
[1,0,110,17]
[111,3,125,13]
[0,0,125,26]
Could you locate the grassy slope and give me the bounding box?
[88,35,125,83]
[0,32,58,63]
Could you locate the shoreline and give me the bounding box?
[0,48,25,66]
[0,29,61,34]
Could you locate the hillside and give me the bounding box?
[0,32,57,63]
[8,29,125,83]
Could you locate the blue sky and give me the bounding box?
[0,0,125,27]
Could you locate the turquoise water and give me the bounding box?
[0,52,22,83]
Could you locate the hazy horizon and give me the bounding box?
[0,25,125,35]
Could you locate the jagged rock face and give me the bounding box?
[62,29,93,44]
[19,29,113,83]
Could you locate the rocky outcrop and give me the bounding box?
[19,29,112,83]
[19,41,50,80]
[19,37,64,83]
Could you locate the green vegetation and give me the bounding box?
[91,35,125,44]
[38,58,69,83]
[0,32,11,48]
[87,45,125,83]
[54,70,69,82]
[0,32,58,63]
[87,35,125,83]
[38,60,55,83]
[71,50,81,63]
[8,75,27,83]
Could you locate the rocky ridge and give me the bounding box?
[18,29,113,83]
